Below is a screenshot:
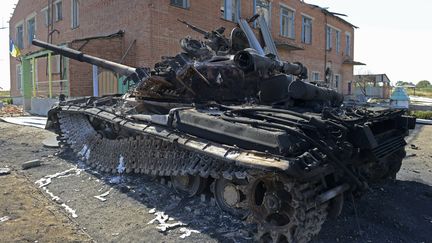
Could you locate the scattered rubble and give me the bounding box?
[0,216,10,223]
[94,189,112,202]
[0,168,11,176]
[411,144,420,150]
[22,159,42,170]
[179,227,200,239]
[0,104,26,117]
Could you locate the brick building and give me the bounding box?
[9,0,363,113]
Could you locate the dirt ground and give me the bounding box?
[0,121,431,243]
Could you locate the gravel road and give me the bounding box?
[0,121,431,243]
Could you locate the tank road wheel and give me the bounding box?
[249,174,327,243]
[171,175,207,197]
[213,178,249,218]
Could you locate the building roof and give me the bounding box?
[354,74,391,84]
[304,1,358,29]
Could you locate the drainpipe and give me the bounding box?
[324,13,328,82]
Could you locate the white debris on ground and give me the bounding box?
[0,216,10,223]
[61,203,78,218]
[179,227,201,239]
[35,167,82,187]
[35,167,82,218]
[94,189,112,202]
[117,155,125,173]
[147,209,200,238]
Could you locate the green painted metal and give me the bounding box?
[32,58,36,97]
[21,58,32,100]
[23,49,53,60]
[48,52,52,98]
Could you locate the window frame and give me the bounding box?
[170,0,189,9]
[301,15,312,44]
[254,0,272,28]
[345,32,351,56]
[335,30,341,53]
[26,14,36,46]
[326,25,332,50]
[312,71,320,82]
[71,0,79,29]
[334,74,341,89]
[221,0,241,23]
[55,0,63,22]
[41,7,50,27]
[280,6,295,39]
[15,21,24,49]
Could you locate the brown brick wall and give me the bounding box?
[9,0,356,97]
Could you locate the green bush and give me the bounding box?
[410,110,432,120]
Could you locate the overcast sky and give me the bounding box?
[1,0,431,90]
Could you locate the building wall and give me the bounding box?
[9,0,357,98]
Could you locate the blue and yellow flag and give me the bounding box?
[9,39,21,57]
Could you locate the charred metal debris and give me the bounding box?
[33,15,415,243]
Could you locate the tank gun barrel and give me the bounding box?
[32,39,145,81]
[177,19,208,36]
[234,49,308,79]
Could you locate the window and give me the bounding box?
[335,30,340,53]
[334,74,340,89]
[16,24,24,49]
[312,72,320,82]
[254,0,271,26]
[55,1,63,21]
[280,7,294,38]
[348,81,352,94]
[16,64,23,93]
[326,26,332,50]
[301,16,312,44]
[51,55,61,73]
[41,8,50,27]
[71,0,79,29]
[170,0,189,8]
[27,17,36,45]
[221,0,241,22]
[345,32,351,56]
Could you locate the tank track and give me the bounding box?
[57,111,328,242]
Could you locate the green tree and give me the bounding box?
[416,80,431,88]
[395,81,412,86]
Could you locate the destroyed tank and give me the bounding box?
[33,16,415,243]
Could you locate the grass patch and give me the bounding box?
[410,110,432,120]
[407,88,432,98]
[0,90,12,104]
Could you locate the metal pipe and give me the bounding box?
[32,39,139,78]
[316,183,350,204]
